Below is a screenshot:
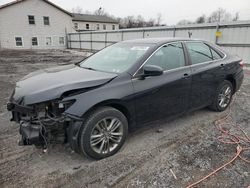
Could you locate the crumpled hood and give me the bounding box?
[12,64,117,105]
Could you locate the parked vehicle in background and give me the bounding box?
[7,38,244,159]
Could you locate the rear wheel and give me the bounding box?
[209,80,233,111]
[79,107,128,159]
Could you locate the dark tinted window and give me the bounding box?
[186,42,223,64]
[146,42,185,71]
[28,15,35,24]
[32,37,38,46]
[15,37,23,46]
[43,16,50,25]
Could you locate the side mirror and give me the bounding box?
[142,65,163,78]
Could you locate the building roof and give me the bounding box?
[0,0,119,24]
[0,0,72,16]
[72,13,119,24]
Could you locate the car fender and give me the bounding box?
[64,75,135,121]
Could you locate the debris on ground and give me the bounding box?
[0,50,249,188]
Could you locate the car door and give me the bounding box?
[132,42,192,124]
[184,41,226,110]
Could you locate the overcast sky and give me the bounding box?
[0,0,250,25]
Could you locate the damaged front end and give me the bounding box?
[6,64,118,152]
[7,99,77,149]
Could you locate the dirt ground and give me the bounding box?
[0,50,249,188]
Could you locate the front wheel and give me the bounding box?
[209,80,233,112]
[79,107,128,159]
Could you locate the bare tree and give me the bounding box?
[127,16,136,28]
[136,15,145,27]
[177,19,193,25]
[147,18,156,27]
[118,14,166,29]
[196,14,206,24]
[233,12,240,21]
[156,13,162,26]
[94,7,109,16]
[71,6,83,14]
[207,8,233,23]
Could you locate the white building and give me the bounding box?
[72,13,119,31]
[0,0,119,49]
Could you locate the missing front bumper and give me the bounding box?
[19,121,45,146]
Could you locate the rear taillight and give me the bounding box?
[239,60,244,68]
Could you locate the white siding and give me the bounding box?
[223,47,250,64]
[0,0,73,49]
[218,27,250,44]
[73,21,119,31]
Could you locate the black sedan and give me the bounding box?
[7,38,244,159]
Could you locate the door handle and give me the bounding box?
[182,73,190,79]
[220,63,225,67]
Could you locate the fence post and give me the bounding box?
[79,33,82,49]
[173,27,176,37]
[215,23,220,44]
[90,32,93,51]
[142,30,145,38]
[105,32,107,47]
[65,28,68,49]
[66,34,68,49]
[121,31,124,41]
[68,34,71,49]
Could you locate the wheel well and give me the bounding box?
[225,76,236,93]
[108,103,131,121]
[83,101,133,128]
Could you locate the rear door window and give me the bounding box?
[186,42,223,65]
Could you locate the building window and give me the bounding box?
[74,23,78,30]
[15,37,23,46]
[43,16,50,25]
[28,15,35,25]
[59,37,64,45]
[46,37,52,46]
[32,37,38,46]
[97,24,100,30]
[112,25,115,30]
[86,24,89,30]
[103,24,106,30]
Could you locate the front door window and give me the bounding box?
[145,42,186,71]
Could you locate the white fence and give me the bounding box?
[67,21,250,64]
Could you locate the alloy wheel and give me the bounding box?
[90,117,123,154]
[218,85,232,108]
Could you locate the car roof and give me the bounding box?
[122,37,200,45]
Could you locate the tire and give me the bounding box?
[78,106,128,159]
[209,80,233,112]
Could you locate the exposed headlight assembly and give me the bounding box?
[57,99,76,110]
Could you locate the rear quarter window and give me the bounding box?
[210,47,223,60]
[186,42,223,65]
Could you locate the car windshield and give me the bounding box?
[79,43,152,73]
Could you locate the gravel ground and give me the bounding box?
[0,50,249,188]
